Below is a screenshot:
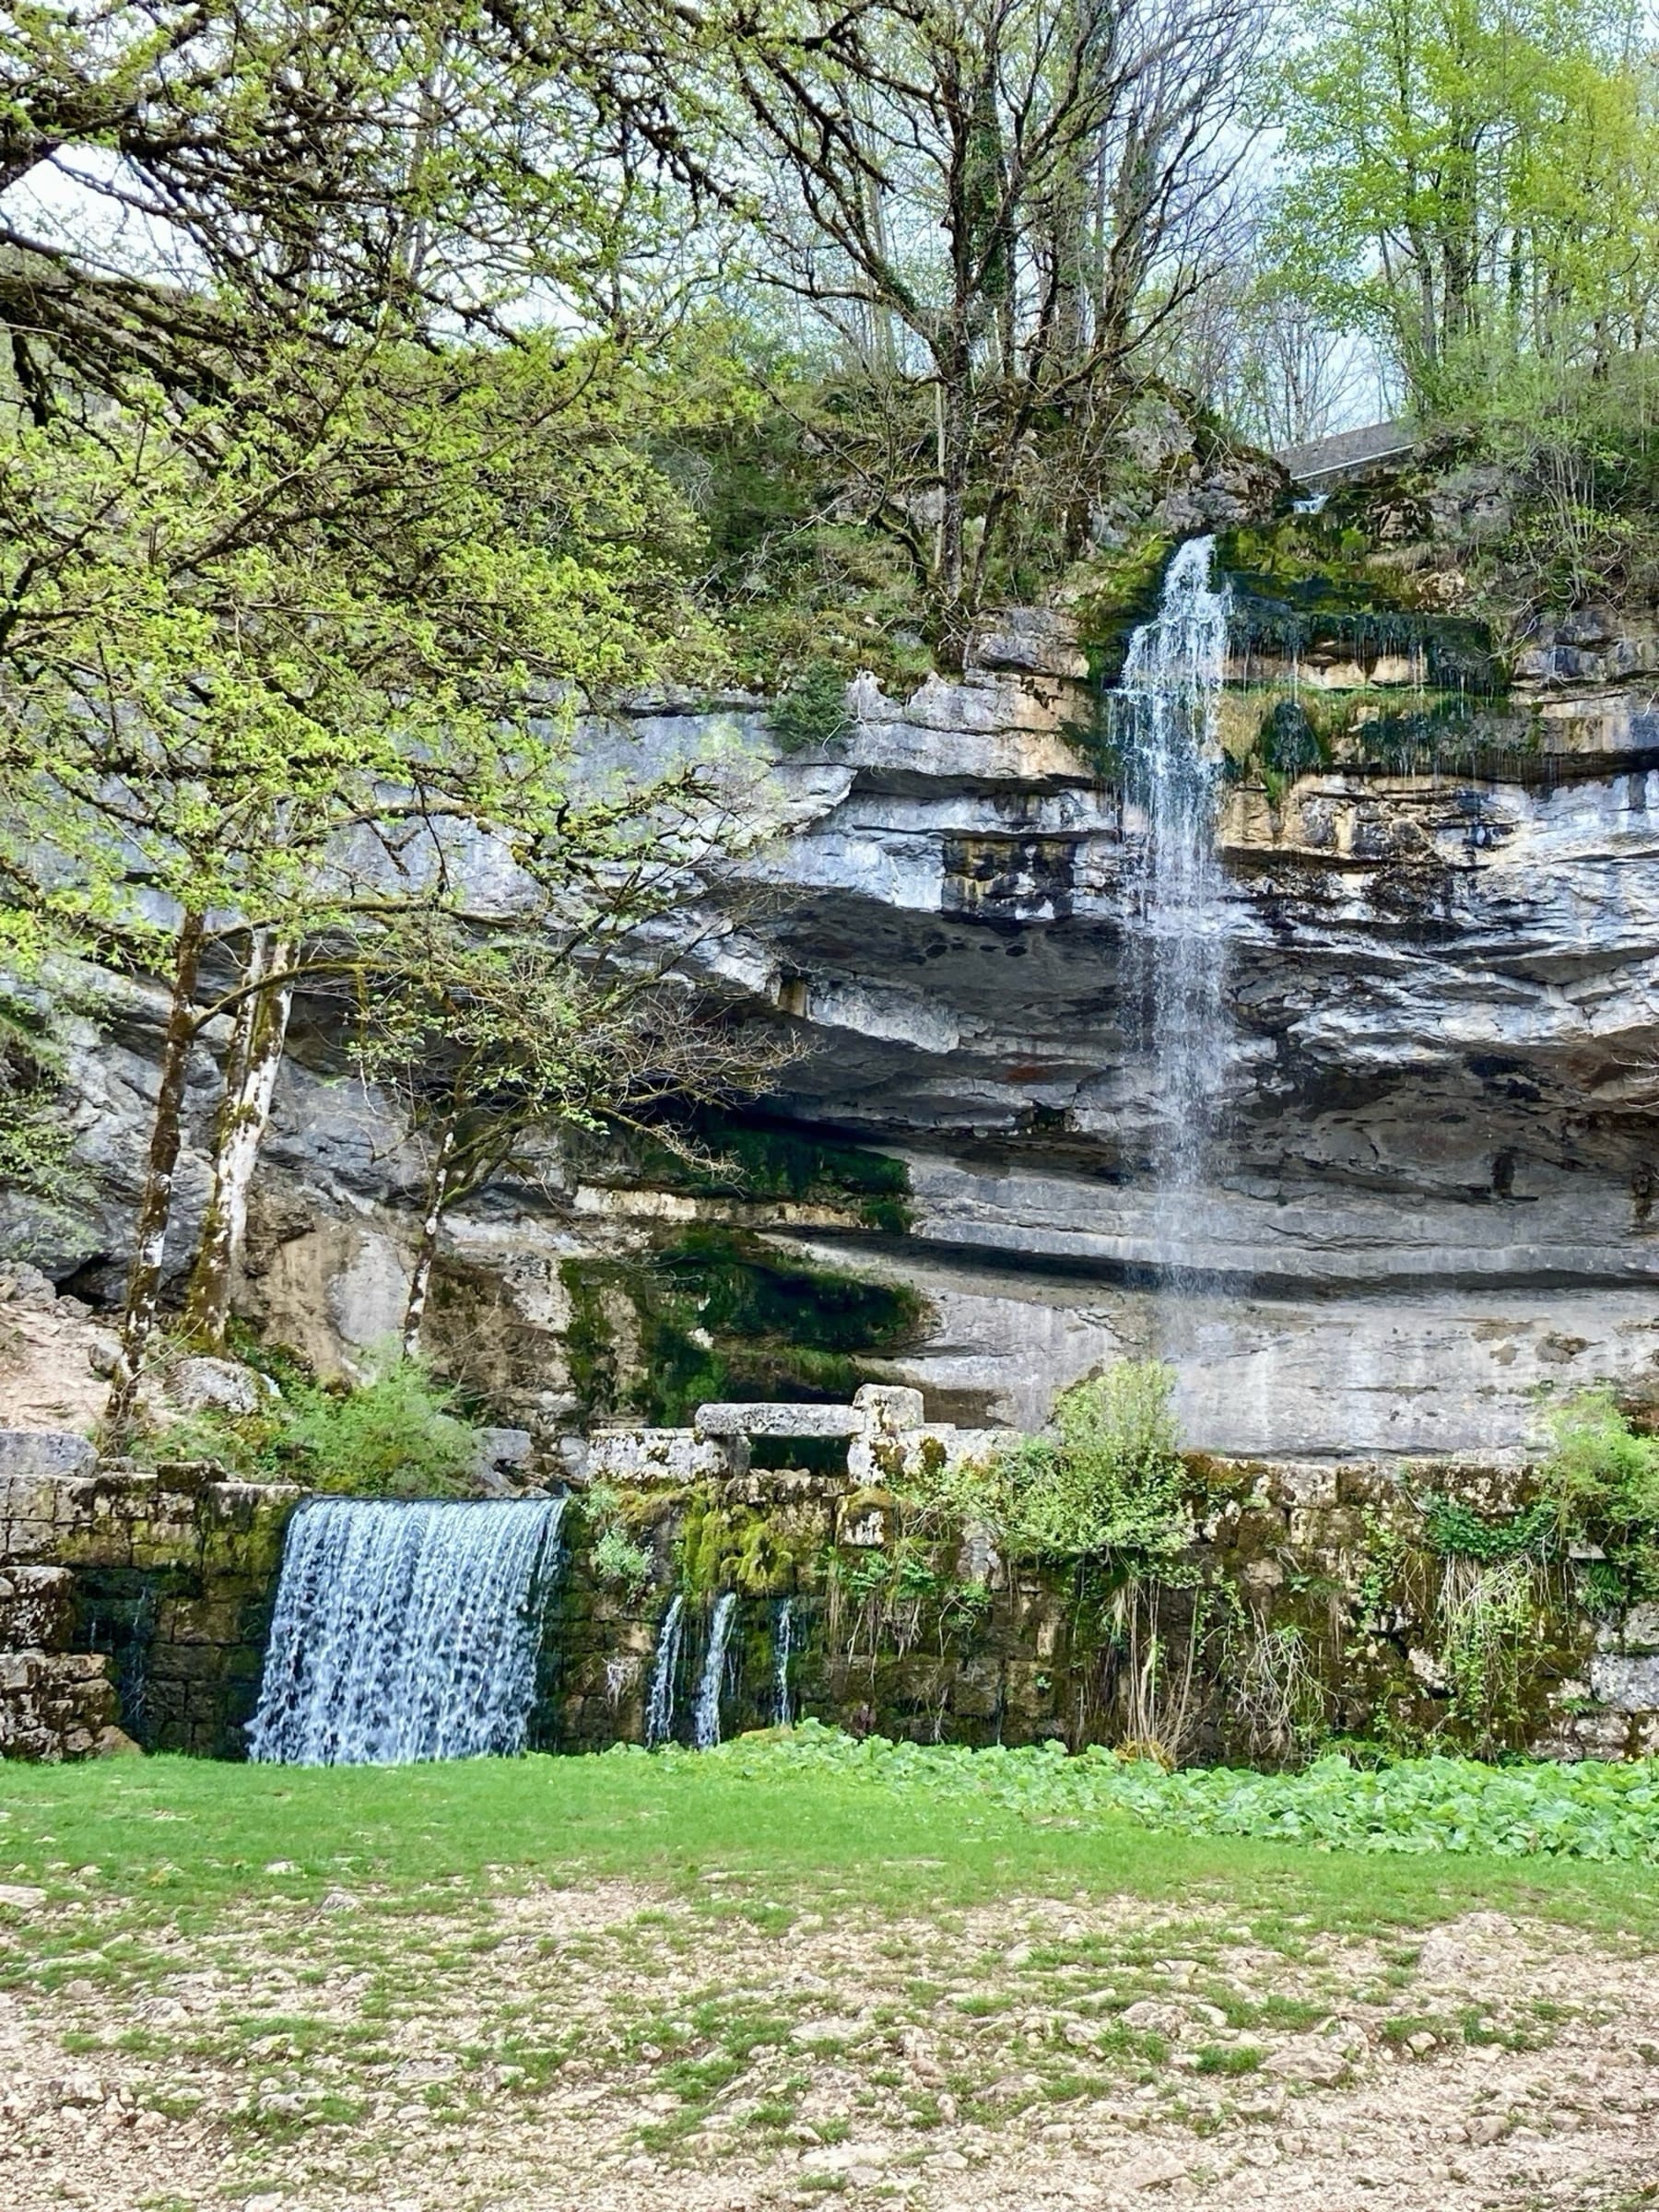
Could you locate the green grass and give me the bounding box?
[3,1732,1659,1969]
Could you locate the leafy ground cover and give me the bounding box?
[681,1725,1659,1866]
[2,1745,1658,2212]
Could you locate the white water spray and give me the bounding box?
[773,1598,795,1727]
[644,1593,685,1746]
[1115,535,1233,1276]
[693,1592,738,1750]
[247,1496,565,1766]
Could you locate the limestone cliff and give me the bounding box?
[4,559,1655,1463]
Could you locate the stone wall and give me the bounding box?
[545,1448,1659,1764]
[7,1410,1659,1767]
[0,1431,299,1759]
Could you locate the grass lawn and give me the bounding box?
[4,1736,1658,1965]
[3,1742,1657,2212]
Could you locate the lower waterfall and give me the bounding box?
[773,1597,795,1726]
[644,1593,686,1746]
[693,1592,738,1749]
[246,1495,565,1766]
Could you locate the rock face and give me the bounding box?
[2,598,1656,1460]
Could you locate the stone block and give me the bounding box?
[852,1384,925,1434]
[1619,1603,1659,1654]
[696,1402,864,1439]
[0,1565,76,1649]
[583,1428,735,1485]
[0,1431,97,1482]
[1589,1653,1659,1712]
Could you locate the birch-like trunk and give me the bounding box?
[182,930,295,1350]
[401,1118,456,1359]
[105,911,206,1433]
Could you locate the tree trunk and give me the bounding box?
[402,1117,456,1358]
[182,930,296,1351]
[935,330,974,655]
[104,911,206,1433]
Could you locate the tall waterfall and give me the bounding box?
[644,1593,685,1747]
[693,1592,738,1750]
[1115,535,1233,1277]
[247,1496,565,1766]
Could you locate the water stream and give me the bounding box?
[246,1496,565,1765]
[693,1592,738,1749]
[773,1597,795,1727]
[644,1593,686,1747]
[1114,534,1234,1281]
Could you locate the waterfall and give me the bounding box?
[1115,535,1233,1278]
[773,1598,795,1727]
[693,1592,738,1750]
[246,1496,565,1766]
[644,1593,685,1747]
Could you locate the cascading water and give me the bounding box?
[693,1592,738,1750]
[1114,535,1234,1280]
[644,1593,685,1747]
[246,1496,565,1766]
[773,1598,794,1727]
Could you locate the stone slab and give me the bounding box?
[695,1403,865,1439]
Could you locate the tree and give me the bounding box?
[0,6,749,1428]
[715,0,1260,645]
[347,918,791,1355]
[1269,0,1659,408]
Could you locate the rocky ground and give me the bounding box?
[2,1874,1655,2212]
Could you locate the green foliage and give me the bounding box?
[586,1484,654,1600]
[1537,1390,1659,1543]
[999,1363,1191,1562]
[135,1350,479,1498]
[1435,1558,1541,1750]
[1421,1496,1556,1563]
[0,987,73,1199]
[1526,1388,1659,1604]
[560,1233,926,1429]
[1269,0,1659,409]
[693,1722,1659,1864]
[769,660,854,754]
[576,1114,912,1232]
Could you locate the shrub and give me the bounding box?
[587,1481,655,1598]
[135,1347,480,1498]
[769,658,853,754]
[1537,1389,1659,1536]
[1003,1360,1190,1561]
[280,1358,478,1497]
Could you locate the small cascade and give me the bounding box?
[247,1496,565,1766]
[693,1592,738,1750]
[644,1593,686,1747]
[1114,534,1234,1281]
[773,1598,795,1726]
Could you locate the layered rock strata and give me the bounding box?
[1,608,1655,1459]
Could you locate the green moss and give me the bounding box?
[559,1260,621,1415]
[677,1488,820,1597]
[574,1113,912,1232]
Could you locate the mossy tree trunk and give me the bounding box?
[105,910,206,1432]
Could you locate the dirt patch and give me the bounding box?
[1,1887,1655,2212]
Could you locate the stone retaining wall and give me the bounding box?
[0,1431,299,1759]
[6,1417,1659,1766]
